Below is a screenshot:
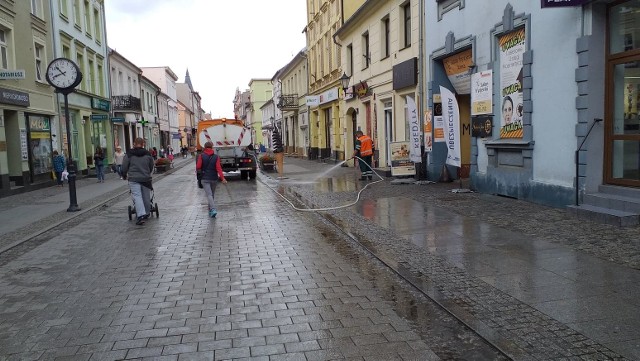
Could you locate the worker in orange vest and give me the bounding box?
[352,130,374,180]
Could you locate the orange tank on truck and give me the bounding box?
[196,118,257,180]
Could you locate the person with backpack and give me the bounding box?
[196,141,227,218]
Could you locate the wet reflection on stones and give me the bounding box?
[313,220,507,360]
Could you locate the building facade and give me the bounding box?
[424,0,640,215]
[140,67,180,151]
[140,76,160,150]
[305,0,365,161]
[248,78,272,148]
[108,49,141,152]
[51,0,110,175]
[276,50,309,157]
[334,0,422,171]
[0,0,57,196]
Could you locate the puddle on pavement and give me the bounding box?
[313,219,507,360]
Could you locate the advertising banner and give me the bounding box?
[499,28,526,138]
[434,116,445,142]
[471,70,493,116]
[440,86,461,167]
[390,141,416,177]
[424,110,433,152]
[406,96,422,163]
[443,49,473,95]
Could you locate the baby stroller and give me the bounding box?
[127,187,159,220]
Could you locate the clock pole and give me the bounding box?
[61,88,80,212]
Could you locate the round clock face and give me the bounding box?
[46,58,81,90]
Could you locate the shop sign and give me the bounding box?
[354,82,372,99]
[471,70,493,116]
[111,117,125,122]
[172,133,182,139]
[29,116,50,131]
[0,70,25,79]
[91,114,108,121]
[344,86,354,101]
[306,95,319,107]
[91,97,110,111]
[443,49,473,95]
[393,57,418,90]
[0,87,29,106]
[319,88,339,104]
[472,116,493,138]
[390,141,416,177]
[541,0,588,7]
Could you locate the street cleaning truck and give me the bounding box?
[196,118,257,180]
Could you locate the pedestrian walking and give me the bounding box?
[52,150,66,187]
[151,147,158,160]
[352,130,374,180]
[122,137,155,225]
[114,146,125,179]
[196,141,227,218]
[94,147,105,183]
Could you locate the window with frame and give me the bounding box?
[59,0,68,18]
[62,44,70,59]
[346,44,353,77]
[88,58,95,93]
[382,16,390,59]
[73,0,81,27]
[31,0,42,18]
[76,51,84,90]
[362,32,370,69]
[0,28,9,70]
[97,61,104,96]
[402,2,411,48]
[437,0,463,21]
[84,1,91,36]
[94,8,102,43]
[34,42,44,81]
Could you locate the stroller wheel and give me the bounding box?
[128,205,133,220]
[154,203,159,218]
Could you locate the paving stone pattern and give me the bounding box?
[285,178,634,361]
[0,172,442,360]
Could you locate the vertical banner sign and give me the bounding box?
[424,110,433,152]
[499,28,526,138]
[440,86,461,167]
[406,96,421,163]
[443,49,473,95]
[471,70,493,116]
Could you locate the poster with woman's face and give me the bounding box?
[499,28,525,138]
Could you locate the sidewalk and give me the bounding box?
[266,156,640,360]
[0,155,193,252]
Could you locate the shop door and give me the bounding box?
[605,58,640,186]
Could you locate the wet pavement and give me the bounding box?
[0,154,638,360]
[0,158,506,360]
[265,156,640,360]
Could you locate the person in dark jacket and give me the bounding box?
[196,141,227,218]
[122,137,155,225]
[52,150,66,187]
[94,147,105,183]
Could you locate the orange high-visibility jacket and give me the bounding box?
[356,135,373,157]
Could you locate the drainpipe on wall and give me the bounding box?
[417,0,426,180]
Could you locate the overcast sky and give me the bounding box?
[104,0,307,118]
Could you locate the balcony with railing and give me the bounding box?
[276,94,298,110]
[112,95,142,111]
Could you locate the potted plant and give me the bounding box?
[258,153,275,171]
[154,157,171,173]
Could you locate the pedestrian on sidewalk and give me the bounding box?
[52,150,66,187]
[122,137,154,225]
[94,147,105,183]
[114,146,125,179]
[196,141,227,218]
[352,130,374,180]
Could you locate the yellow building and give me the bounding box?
[304,0,365,161]
[334,0,423,172]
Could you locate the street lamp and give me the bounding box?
[339,72,351,90]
